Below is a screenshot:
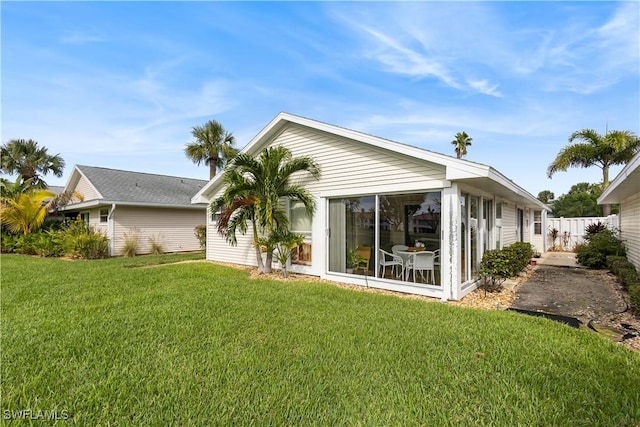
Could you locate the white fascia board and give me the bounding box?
[487,168,549,210]
[61,200,206,211]
[598,152,640,204]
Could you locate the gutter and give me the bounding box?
[108,203,116,256]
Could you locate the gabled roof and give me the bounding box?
[61,165,208,210]
[598,152,640,205]
[192,112,547,210]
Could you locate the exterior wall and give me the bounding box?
[73,174,101,201]
[113,206,206,255]
[205,123,448,268]
[501,201,517,247]
[620,192,640,270]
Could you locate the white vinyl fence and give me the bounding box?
[547,215,619,251]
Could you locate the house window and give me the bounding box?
[100,208,109,223]
[328,192,441,285]
[80,212,89,224]
[290,201,312,265]
[534,210,542,235]
[495,202,503,249]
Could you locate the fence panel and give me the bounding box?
[547,215,618,251]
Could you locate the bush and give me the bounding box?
[121,231,139,257]
[1,233,19,253]
[62,218,109,259]
[606,255,640,314]
[585,221,607,237]
[194,224,206,250]
[148,234,165,255]
[32,231,64,257]
[576,229,625,268]
[479,242,534,293]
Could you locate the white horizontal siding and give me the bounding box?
[501,202,517,247]
[270,124,447,194]
[113,206,206,255]
[620,192,640,271]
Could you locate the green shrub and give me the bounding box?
[194,224,206,250]
[576,229,625,268]
[32,231,64,257]
[479,242,534,293]
[629,284,640,313]
[1,233,19,253]
[62,218,109,259]
[606,255,629,276]
[14,233,38,255]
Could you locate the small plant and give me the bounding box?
[194,224,206,250]
[121,230,139,257]
[346,245,362,271]
[585,221,607,237]
[272,230,305,278]
[148,234,165,255]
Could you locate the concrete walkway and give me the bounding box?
[535,251,582,268]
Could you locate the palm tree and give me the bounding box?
[0,139,65,188]
[451,132,473,159]
[211,146,320,273]
[547,129,640,214]
[0,185,55,235]
[184,119,238,180]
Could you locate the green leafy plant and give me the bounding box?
[479,242,534,294]
[62,218,108,259]
[194,224,207,250]
[346,245,362,270]
[606,255,640,313]
[576,228,625,268]
[121,230,139,257]
[272,230,305,278]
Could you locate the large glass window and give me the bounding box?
[329,192,441,286]
[290,201,313,265]
[533,210,542,235]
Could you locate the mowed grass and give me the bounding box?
[2,254,639,426]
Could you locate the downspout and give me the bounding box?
[107,204,116,256]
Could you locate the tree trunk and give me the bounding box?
[602,165,611,216]
[264,251,273,274]
[209,157,218,180]
[254,245,265,274]
[281,266,288,279]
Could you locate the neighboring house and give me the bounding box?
[598,152,640,271]
[60,165,208,256]
[192,113,549,300]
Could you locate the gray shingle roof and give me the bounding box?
[77,165,208,207]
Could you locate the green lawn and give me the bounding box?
[2,254,639,425]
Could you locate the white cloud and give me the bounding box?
[466,79,502,98]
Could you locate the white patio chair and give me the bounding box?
[391,245,408,255]
[404,251,436,284]
[379,249,404,278]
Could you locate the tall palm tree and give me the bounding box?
[547,129,640,214]
[211,146,320,273]
[0,139,65,188]
[451,132,473,159]
[184,119,238,180]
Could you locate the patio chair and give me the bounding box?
[391,245,409,255]
[404,251,436,284]
[379,249,404,278]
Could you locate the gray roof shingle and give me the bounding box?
[77,165,208,207]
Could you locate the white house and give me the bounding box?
[598,152,640,270]
[60,165,208,256]
[192,113,549,300]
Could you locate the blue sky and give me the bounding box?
[2,1,638,199]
